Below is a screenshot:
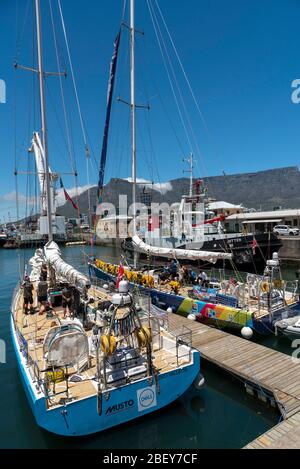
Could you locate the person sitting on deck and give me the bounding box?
[22,275,34,315]
[62,285,74,319]
[37,276,48,315]
[40,263,48,282]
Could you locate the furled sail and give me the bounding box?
[44,241,90,290]
[97,29,121,201]
[29,132,55,213]
[132,235,232,262]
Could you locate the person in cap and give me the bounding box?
[37,275,48,315]
[22,275,34,315]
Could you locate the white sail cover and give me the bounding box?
[29,132,55,214]
[132,235,232,263]
[29,242,90,289]
[44,241,90,289]
[28,248,45,281]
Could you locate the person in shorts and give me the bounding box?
[22,276,34,315]
[62,285,73,319]
[37,276,48,315]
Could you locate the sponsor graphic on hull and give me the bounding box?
[137,385,157,412]
[105,399,134,416]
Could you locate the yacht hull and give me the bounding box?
[11,310,200,436]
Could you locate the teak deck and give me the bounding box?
[167,312,300,449]
[14,284,190,409]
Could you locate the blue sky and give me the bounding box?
[1,0,300,221]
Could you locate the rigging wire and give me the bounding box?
[153,0,226,186]
[147,0,218,198]
[57,0,89,153]
[153,0,208,134]
[49,0,76,175]
[48,0,85,232]
[146,0,193,155]
[14,0,31,65]
[149,0,204,167]
[134,32,190,197]
[44,80,75,169]
[148,0,209,188]
[57,0,91,242]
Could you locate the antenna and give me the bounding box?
[183,153,194,197]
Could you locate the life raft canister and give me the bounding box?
[260,282,270,293]
[273,279,284,289]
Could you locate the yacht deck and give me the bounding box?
[14,282,191,410]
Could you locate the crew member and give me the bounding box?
[169,259,178,279]
[62,285,74,319]
[37,276,48,315]
[40,263,48,282]
[159,263,170,284]
[182,265,190,284]
[22,275,34,315]
[190,270,197,285]
[199,271,209,288]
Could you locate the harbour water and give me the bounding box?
[0,245,291,449]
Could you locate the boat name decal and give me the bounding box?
[159,367,188,380]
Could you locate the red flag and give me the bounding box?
[252,238,258,255]
[148,215,160,232]
[60,178,78,210]
[116,262,124,289]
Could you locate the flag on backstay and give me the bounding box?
[252,237,258,255]
[116,262,124,289]
[60,178,78,211]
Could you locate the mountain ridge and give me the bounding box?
[56,166,300,217]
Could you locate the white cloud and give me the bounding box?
[0,191,36,205]
[123,177,152,184]
[152,182,173,195]
[122,178,172,195]
[56,184,97,206]
[2,191,17,202]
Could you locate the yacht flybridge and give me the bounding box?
[11,0,201,436]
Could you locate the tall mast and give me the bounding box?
[35,0,53,242]
[130,0,136,230]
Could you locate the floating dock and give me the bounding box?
[167,313,300,449]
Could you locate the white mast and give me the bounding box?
[35,0,53,242]
[130,0,136,228]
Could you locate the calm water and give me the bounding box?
[0,246,284,449]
